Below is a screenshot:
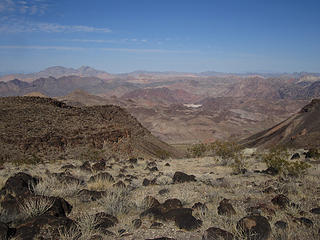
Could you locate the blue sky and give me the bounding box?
[0,0,320,74]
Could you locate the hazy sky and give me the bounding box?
[0,0,320,74]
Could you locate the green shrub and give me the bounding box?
[208,140,244,166]
[187,143,207,157]
[262,147,310,177]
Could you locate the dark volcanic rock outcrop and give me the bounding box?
[0,97,181,161]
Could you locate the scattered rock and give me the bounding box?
[237,215,271,240]
[80,161,92,172]
[161,198,182,212]
[158,188,169,195]
[89,235,103,240]
[291,153,300,160]
[172,171,196,183]
[14,215,75,240]
[142,178,156,186]
[295,217,313,228]
[94,212,118,230]
[132,219,142,229]
[2,172,38,196]
[143,196,160,209]
[129,158,138,164]
[217,199,236,216]
[271,194,290,209]
[274,221,287,230]
[192,202,208,214]
[92,160,106,172]
[165,163,170,166]
[310,207,320,214]
[45,196,73,217]
[77,189,105,202]
[149,167,159,172]
[0,222,15,240]
[150,222,163,229]
[261,167,279,176]
[61,164,76,170]
[262,186,275,194]
[202,227,234,240]
[164,208,193,221]
[174,213,202,231]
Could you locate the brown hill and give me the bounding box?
[0,97,182,162]
[121,87,201,105]
[242,99,320,149]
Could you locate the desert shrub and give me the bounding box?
[187,143,207,157]
[262,147,310,177]
[208,141,245,168]
[33,176,82,198]
[286,161,310,177]
[97,187,136,217]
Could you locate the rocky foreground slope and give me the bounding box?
[0,97,181,163]
[242,99,320,149]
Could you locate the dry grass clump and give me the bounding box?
[87,176,114,191]
[97,187,136,217]
[19,196,54,218]
[33,176,82,198]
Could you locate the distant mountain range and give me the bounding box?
[1,66,320,144]
[1,66,320,82]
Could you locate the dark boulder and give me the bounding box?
[92,160,106,172]
[143,196,160,209]
[94,212,118,230]
[174,213,202,231]
[274,221,287,230]
[261,167,278,176]
[14,215,75,240]
[164,208,193,221]
[0,222,15,240]
[150,222,163,229]
[77,189,105,202]
[160,198,182,212]
[310,207,320,214]
[218,199,236,216]
[271,194,290,209]
[237,215,271,240]
[202,227,234,240]
[80,161,92,172]
[295,217,313,228]
[291,153,300,160]
[2,172,38,196]
[143,178,156,186]
[129,158,138,164]
[172,171,196,183]
[132,219,142,229]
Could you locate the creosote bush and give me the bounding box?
[262,147,310,177]
[187,143,207,157]
[187,141,246,173]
